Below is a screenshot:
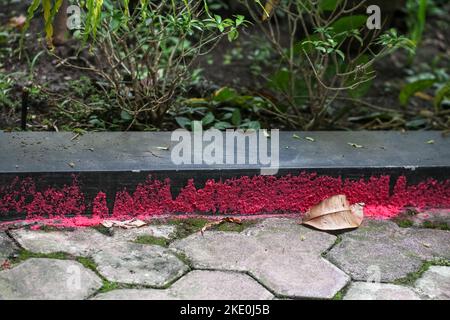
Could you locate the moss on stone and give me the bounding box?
[135,235,169,247]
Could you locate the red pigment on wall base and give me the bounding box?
[1,173,449,228]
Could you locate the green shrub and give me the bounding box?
[83,1,246,126]
[241,0,415,129]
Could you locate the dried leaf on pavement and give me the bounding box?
[302,195,364,231]
[102,218,147,229]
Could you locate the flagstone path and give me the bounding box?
[0,218,449,300]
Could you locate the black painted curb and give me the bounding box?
[0,131,449,220]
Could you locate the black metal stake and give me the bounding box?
[21,87,29,131]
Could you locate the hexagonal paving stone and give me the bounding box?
[326,220,450,282]
[343,282,421,300]
[93,270,274,300]
[92,242,188,287]
[170,218,350,299]
[9,228,110,256]
[0,232,18,265]
[0,258,102,299]
[415,266,450,300]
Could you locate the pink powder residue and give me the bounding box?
[1,173,449,227]
[92,192,109,218]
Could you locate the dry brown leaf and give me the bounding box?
[101,218,147,229]
[8,15,26,29]
[302,195,364,231]
[414,91,434,101]
[200,217,242,236]
[262,0,280,21]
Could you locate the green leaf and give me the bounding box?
[231,109,242,126]
[240,121,261,130]
[214,121,233,130]
[202,112,215,126]
[320,0,342,11]
[120,110,132,121]
[434,82,450,111]
[399,79,436,106]
[268,69,290,92]
[213,87,238,102]
[405,118,428,129]
[228,28,238,42]
[330,15,367,34]
[175,116,191,129]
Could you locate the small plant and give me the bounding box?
[399,67,450,112]
[406,0,428,61]
[173,87,270,130]
[241,0,415,129]
[58,1,247,128]
[0,73,15,109]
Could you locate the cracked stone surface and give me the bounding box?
[326,220,450,282]
[415,266,450,300]
[343,282,421,300]
[92,242,188,287]
[93,270,274,300]
[0,258,102,299]
[10,225,177,257]
[0,232,18,264]
[170,218,350,299]
[9,228,109,256]
[3,218,449,300]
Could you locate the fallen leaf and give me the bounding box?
[8,15,26,29]
[200,217,242,236]
[302,195,364,231]
[101,218,147,229]
[414,91,434,101]
[348,142,363,148]
[262,0,281,21]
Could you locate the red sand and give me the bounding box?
[1,173,449,228]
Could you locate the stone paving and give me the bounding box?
[0,218,449,300]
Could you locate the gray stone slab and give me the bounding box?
[170,218,350,299]
[93,270,274,300]
[10,225,177,258]
[0,232,18,264]
[10,228,110,256]
[92,242,188,287]
[415,266,450,300]
[0,258,102,300]
[343,282,421,300]
[1,131,448,172]
[111,225,176,242]
[326,220,450,282]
